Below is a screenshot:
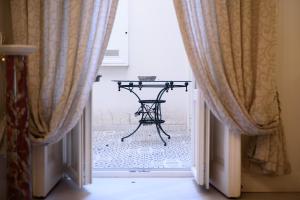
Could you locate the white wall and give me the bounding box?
[242,0,300,192]
[92,0,190,128]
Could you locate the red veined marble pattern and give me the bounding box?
[6,55,32,200]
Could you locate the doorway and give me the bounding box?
[65,0,240,197]
[91,0,193,176]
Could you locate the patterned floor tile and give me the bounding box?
[92,124,192,170]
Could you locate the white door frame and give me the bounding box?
[190,74,210,189]
[63,94,93,187]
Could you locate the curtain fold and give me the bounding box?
[174,0,290,175]
[10,0,118,145]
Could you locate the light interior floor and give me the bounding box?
[37,178,300,200]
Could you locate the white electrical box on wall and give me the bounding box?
[101,0,129,67]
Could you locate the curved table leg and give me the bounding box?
[158,124,171,139]
[119,84,172,145]
[121,122,142,142]
[156,124,167,146]
[154,88,171,144]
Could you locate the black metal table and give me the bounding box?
[113,80,190,146]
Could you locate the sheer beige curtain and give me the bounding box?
[174,0,290,175]
[10,0,118,144]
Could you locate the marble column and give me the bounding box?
[0,45,36,200]
[6,55,31,200]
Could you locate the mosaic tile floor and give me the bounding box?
[92,124,192,170]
